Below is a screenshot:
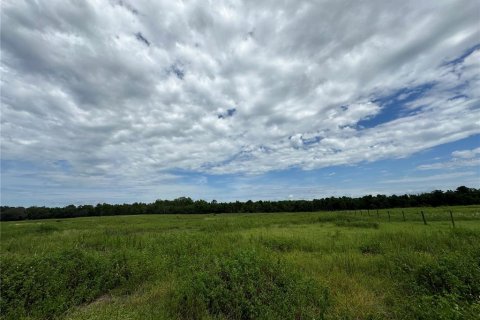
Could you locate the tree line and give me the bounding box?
[1,186,479,221]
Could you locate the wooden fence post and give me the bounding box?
[376,210,379,218]
[421,211,427,225]
[388,210,391,222]
[449,210,455,228]
[402,210,406,222]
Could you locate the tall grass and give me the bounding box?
[1,205,479,319]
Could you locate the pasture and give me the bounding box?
[1,206,480,319]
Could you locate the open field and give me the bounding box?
[1,206,480,319]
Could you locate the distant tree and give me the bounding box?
[456,186,470,193]
[1,186,479,221]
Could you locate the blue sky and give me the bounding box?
[1,0,479,206]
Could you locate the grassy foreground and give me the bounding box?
[1,206,480,319]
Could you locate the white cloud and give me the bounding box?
[1,0,479,197]
[382,171,476,184]
[417,159,480,170]
[452,147,480,159]
[418,147,480,170]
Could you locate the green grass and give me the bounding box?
[1,206,480,319]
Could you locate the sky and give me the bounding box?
[1,0,479,207]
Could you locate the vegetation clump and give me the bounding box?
[335,220,379,229]
[396,252,480,319]
[0,249,131,319]
[359,242,383,255]
[35,224,59,234]
[169,250,330,319]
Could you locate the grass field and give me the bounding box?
[1,206,480,319]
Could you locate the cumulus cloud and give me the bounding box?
[1,0,479,202]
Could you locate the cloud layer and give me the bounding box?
[1,0,479,203]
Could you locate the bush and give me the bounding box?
[169,250,330,319]
[414,254,480,301]
[397,252,480,319]
[408,294,480,320]
[0,249,131,319]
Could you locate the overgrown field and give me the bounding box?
[1,206,480,319]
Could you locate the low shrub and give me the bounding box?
[414,254,480,301]
[396,252,480,319]
[169,249,330,319]
[0,249,131,319]
[408,294,480,320]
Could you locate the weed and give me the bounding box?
[359,242,383,255]
[394,251,480,319]
[334,221,379,229]
[169,249,330,320]
[259,237,317,253]
[0,249,131,319]
[414,254,480,300]
[35,224,59,234]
